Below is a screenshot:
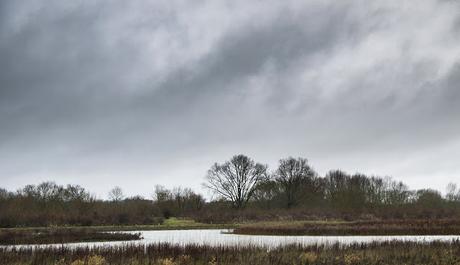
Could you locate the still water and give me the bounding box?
[5,229,460,249]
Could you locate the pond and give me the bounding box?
[4,229,460,249]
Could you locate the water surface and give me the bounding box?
[4,229,460,249]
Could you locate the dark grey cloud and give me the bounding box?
[1,0,460,197]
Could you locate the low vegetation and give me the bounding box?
[234,219,460,236]
[0,228,141,245]
[2,241,460,264]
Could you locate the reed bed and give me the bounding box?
[234,219,460,236]
[1,240,460,265]
[0,228,141,245]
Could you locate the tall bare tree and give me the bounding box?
[204,154,267,208]
[108,186,124,202]
[274,157,316,208]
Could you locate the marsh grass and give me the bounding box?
[1,240,460,265]
[233,219,460,236]
[0,228,141,245]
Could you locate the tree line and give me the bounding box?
[205,155,458,209]
[1,154,460,227]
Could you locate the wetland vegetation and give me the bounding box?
[2,241,460,265]
[233,219,460,236]
[0,228,141,245]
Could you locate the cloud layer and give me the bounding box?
[1,0,460,197]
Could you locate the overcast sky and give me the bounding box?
[1,0,460,198]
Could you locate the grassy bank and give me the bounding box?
[233,219,460,236]
[2,241,460,264]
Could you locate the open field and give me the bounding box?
[2,241,460,265]
[233,219,460,236]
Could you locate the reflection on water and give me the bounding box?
[4,229,460,249]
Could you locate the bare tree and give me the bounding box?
[446,183,460,202]
[274,157,316,208]
[204,154,267,208]
[108,186,124,202]
[153,185,172,202]
[383,177,410,205]
[0,188,9,200]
